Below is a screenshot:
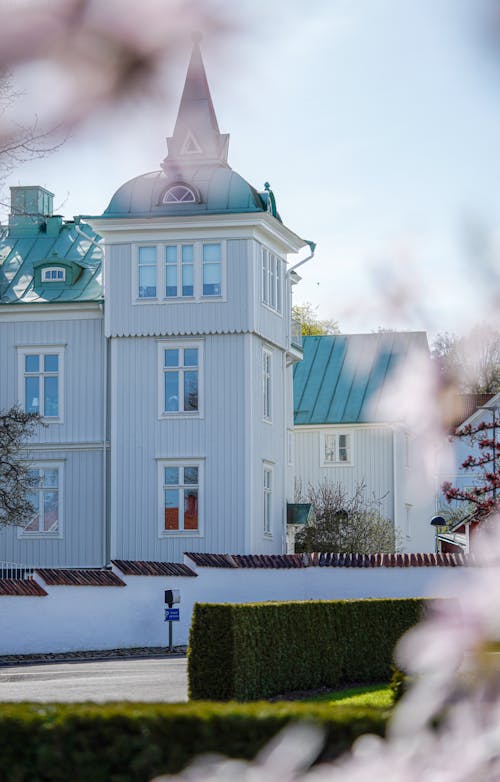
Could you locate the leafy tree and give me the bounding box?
[442,413,500,518]
[292,302,340,337]
[0,407,42,527]
[432,325,500,393]
[294,480,398,554]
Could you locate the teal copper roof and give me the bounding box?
[294,332,429,425]
[0,217,102,305]
[100,165,270,220]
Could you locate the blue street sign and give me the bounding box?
[164,608,180,622]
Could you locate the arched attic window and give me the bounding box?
[41,267,66,282]
[162,184,197,204]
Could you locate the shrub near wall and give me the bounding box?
[0,701,388,782]
[188,598,425,701]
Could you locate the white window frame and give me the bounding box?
[261,247,283,314]
[263,347,272,422]
[263,462,273,536]
[137,245,158,300]
[133,241,226,303]
[158,459,203,537]
[320,431,353,466]
[158,341,203,419]
[41,267,66,282]
[18,461,64,539]
[17,346,65,423]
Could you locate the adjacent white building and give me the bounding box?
[292,332,436,552]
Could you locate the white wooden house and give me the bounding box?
[435,392,499,553]
[0,42,308,567]
[292,332,436,552]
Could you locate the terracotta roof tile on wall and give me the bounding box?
[185,552,473,569]
[35,569,126,587]
[0,578,47,596]
[112,560,197,577]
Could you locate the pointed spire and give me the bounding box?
[162,36,229,174]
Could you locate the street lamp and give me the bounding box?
[430,515,446,553]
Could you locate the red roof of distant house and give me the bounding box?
[448,394,496,434]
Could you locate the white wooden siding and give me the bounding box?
[0,448,105,567]
[105,240,253,338]
[294,426,395,522]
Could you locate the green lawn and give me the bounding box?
[306,683,393,708]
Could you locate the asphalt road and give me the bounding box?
[0,657,188,702]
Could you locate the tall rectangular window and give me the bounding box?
[162,464,200,533]
[22,465,62,536]
[263,464,272,535]
[261,248,282,313]
[19,348,63,420]
[138,246,157,298]
[181,244,194,297]
[165,245,178,297]
[161,344,200,415]
[203,243,222,296]
[263,348,272,421]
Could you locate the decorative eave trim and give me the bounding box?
[87,213,306,254]
[0,301,103,321]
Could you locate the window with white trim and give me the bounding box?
[163,184,196,203]
[263,464,273,535]
[18,347,64,420]
[41,267,66,282]
[21,464,62,537]
[263,348,272,421]
[321,432,352,465]
[138,246,157,298]
[160,462,201,533]
[135,241,225,302]
[160,343,201,416]
[261,248,283,312]
[202,243,222,296]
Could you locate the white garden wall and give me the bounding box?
[0,559,466,656]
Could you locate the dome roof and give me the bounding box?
[103,164,269,219]
[99,42,282,223]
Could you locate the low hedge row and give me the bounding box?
[188,598,425,700]
[0,701,388,782]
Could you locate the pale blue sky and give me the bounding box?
[4,0,500,337]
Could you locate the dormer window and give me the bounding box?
[163,185,197,204]
[42,267,66,282]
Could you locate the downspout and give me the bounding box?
[287,240,317,276]
[392,427,398,545]
[282,350,287,553]
[75,222,109,565]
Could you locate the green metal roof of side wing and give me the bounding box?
[0,187,102,305]
[294,332,430,425]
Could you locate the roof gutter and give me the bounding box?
[287,240,316,276]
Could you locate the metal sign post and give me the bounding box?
[164,590,181,653]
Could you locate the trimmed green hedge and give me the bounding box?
[0,701,388,782]
[189,598,425,701]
